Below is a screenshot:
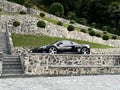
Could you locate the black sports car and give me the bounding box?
[31,40,90,54]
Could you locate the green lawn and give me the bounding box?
[11,34,112,48]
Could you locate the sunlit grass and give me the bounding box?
[11,34,112,48]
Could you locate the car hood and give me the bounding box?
[38,45,47,49]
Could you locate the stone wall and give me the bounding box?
[21,53,120,76]
[11,47,120,55]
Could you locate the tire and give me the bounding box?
[48,47,58,54]
[81,47,90,54]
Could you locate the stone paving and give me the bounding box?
[0,75,120,90]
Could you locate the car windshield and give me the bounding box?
[49,40,79,45]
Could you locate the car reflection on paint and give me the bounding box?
[31,40,90,54]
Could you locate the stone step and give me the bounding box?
[2,54,23,76]
[3,65,22,69]
[2,73,24,77]
[3,59,20,62]
[3,61,21,65]
[3,68,23,72]
[3,55,19,57]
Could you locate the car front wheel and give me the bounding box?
[81,47,90,54]
[48,47,58,54]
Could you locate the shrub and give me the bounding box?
[112,35,117,40]
[80,29,86,33]
[57,21,63,26]
[90,22,96,28]
[67,25,75,31]
[88,28,93,31]
[102,25,111,32]
[95,33,101,37]
[70,19,75,24]
[103,31,107,34]
[102,35,109,41]
[77,18,87,25]
[37,20,46,28]
[40,5,46,11]
[0,7,2,12]
[19,10,27,14]
[49,3,64,17]
[89,30,96,37]
[13,20,20,27]
[24,2,32,8]
[40,12,45,17]
[67,11,76,20]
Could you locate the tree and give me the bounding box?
[49,3,64,17]
[11,0,25,5]
[108,2,120,35]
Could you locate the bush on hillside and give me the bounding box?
[70,19,75,24]
[77,18,87,25]
[90,22,96,28]
[13,20,20,27]
[0,7,2,12]
[57,21,63,26]
[19,10,27,14]
[24,2,32,8]
[40,12,45,17]
[67,11,76,20]
[102,35,109,41]
[67,25,75,31]
[112,35,117,40]
[80,29,86,33]
[88,28,93,31]
[95,33,101,37]
[89,30,96,37]
[37,20,46,28]
[102,25,111,32]
[49,3,64,17]
[103,31,108,34]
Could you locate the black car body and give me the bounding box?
[31,40,90,54]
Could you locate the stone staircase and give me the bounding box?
[2,55,23,76]
[0,31,24,77]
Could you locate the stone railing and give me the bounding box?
[0,53,3,76]
[21,53,120,76]
[5,22,13,54]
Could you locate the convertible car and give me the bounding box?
[31,40,90,54]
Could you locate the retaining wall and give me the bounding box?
[21,53,120,76]
[11,47,120,55]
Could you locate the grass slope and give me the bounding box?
[11,34,112,48]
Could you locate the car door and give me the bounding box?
[58,41,74,53]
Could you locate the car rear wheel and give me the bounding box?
[81,47,90,54]
[48,47,58,54]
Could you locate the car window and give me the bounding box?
[61,41,73,46]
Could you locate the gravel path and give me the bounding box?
[0,75,120,90]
